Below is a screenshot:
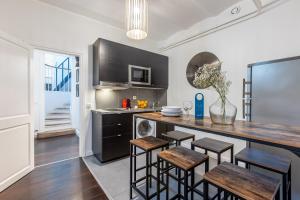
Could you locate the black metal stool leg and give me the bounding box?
[130,144,133,199]
[146,151,149,199]
[175,141,179,175]
[191,169,195,200]
[166,161,169,200]
[178,169,181,199]
[184,171,188,200]
[149,150,152,188]
[217,154,221,200]
[283,173,287,200]
[288,166,292,200]
[157,157,161,200]
[161,147,165,183]
[275,187,281,200]
[235,158,238,166]
[224,191,229,200]
[134,146,137,184]
[204,180,209,200]
[230,147,234,164]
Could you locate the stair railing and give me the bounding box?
[44,57,71,92]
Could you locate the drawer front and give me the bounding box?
[102,114,122,126]
[102,134,132,162]
[102,113,133,137]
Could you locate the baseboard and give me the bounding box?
[0,165,33,192]
[75,129,80,137]
[85,150,94,157]
[36,128,75,139]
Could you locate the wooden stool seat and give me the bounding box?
[158,146,208,171]
[235,148,291,174]
[235,148,292,200]
[130,136,169,151]
[162,130,195,143]
[157,146,209,200]
[203,162,281,200]
[192,137,233,153]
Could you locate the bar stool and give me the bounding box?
[235,148,292,200]
[157,146,209,200]
[191,137,234,164]
[192,137,234,200]
[203,162,281,200]
[130,136,169,200]
[162,130,195,175]
[162,130,195,146]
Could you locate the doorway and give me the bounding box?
[33,49,81,166]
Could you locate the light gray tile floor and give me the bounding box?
[84,150,219,200]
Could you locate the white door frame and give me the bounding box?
[32,45,86,157]
[0,30,34,192]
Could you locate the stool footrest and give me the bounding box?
[131,183,167,200]
[131,151,146,157]
[136,161,158,172]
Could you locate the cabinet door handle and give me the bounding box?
[117,134,122,137]
[117,123,122,126]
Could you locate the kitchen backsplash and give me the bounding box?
[95,88,167,109]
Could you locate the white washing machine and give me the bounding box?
[135,118,156,139]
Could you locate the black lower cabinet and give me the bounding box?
[92,112,133,163]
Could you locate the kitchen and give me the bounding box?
[0,0,300,200]
[88,25,300,200]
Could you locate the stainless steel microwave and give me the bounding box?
[128,65,151,85]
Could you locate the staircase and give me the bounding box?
[37,103,75,139]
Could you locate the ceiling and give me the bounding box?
[38,0,242,41]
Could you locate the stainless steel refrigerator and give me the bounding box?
[247,56,300,200]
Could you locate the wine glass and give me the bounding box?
[183,101,193,119]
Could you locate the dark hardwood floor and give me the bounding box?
[0,158,108,200]
[35,134,79,166]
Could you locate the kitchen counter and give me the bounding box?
[92,108,161,114]
[134,112,300,156]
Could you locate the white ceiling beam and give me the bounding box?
[253,0,263,11]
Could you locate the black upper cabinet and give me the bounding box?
[93,38,169,89]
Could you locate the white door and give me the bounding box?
[0,31,34,192]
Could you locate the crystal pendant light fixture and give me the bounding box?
[126,0,148,40]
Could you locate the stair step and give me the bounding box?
[48,110,70,114]
[46,114,70,120]
[56,107,70,110]
[37,128,75,139]
[45,119,71,126]
[43,124,73,131]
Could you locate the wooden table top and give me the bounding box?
[134,112,300,153]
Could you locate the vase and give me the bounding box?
[209,97,237,125]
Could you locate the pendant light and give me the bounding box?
[126,0,148,40]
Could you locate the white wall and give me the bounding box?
[0,0,159,156]
[71,57,80,136]
[45,91,70,114]
[163,0,300,170]
[165,0,300,119]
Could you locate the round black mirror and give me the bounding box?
[186,52,220,89]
